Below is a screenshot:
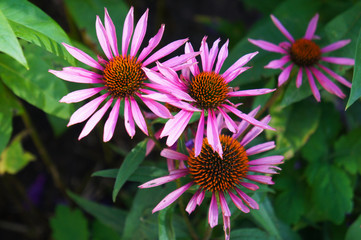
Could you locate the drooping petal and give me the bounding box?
[235,189,259,209]
[131,9,148,57]
[60,87,106,103]
[228,88,275,97]
[152,182,193,213]
[49,69,104,84]
[194,111,205,157]
[248,165,281,174]
[305,67,321,102]
[185,189,201,214]
[78,98,113,140]
[248,39,287,54]
[62,67,104,79]
[104,8,119,56]
[68,94,109,126]
[296,67,303,88]
[321,39,351,53]
[248,155,284,165]
[278,64,293,87]
[228,190,250,213]
[223,51,259,77]
[138,94,172,119]
[239,182,259,191]
[318,64,352,88]
[264,55,290,69]
[122,7,134,56]
[138,24,165,62]
[124,97,135,138]
[304,13,319,40]
[218,108,238,133]
[139,169,188,188]
[207,38,220,71]
[310,67,345,98]
[130,97,148,135]
[62,43,104,70]
[240,115,271,146]
[96,16,113,60]
[185,42,200,76]
[160,149,188,161]
[161,110,193,147]
[197,190,205,205]
[321,56,355,65]
[223,67,250,84]
[232,106,260,139]
[219,192,231,217]
[246,175,274,185]
[270,14,294,42]
[103,98,121,142]
[207,109,223,156]
[246,141,276,156]
[215,39,229,73]
[208,193,219,228]
[223,215,231,240]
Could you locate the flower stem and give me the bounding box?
[255,84,285,120]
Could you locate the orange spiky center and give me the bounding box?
[187,135,249,192]
[188,72,229,109]
[103,56,146,98]
[290,39,321,66]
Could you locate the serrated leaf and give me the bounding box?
[305,162,353,224]
[345,214,361,240]
[0,43,73,119]
[158,204,175,240]
[0,9,27,68]
[68,191,127,234]
[50,205,89,240]
[112,140,147,201]
[0,0,73,64]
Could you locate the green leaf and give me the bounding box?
[0,0,73,64]
[112,140,147,201]
[0,43,73,119]
[50,205,89,240]
[345,214,361,240]
[280,75,314,107]
[347,28,361,108]
[305,162,353,224]
[158,204,175,240]
[68,191,127,234]
[231,228,276,240]
[0,132,35,174]
[0,9,27,68]
[92,220,120,240]
[334,127,361,174]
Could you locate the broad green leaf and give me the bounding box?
[231,228,276,240]
[158,204,175,240]
[68,191,127,234]
[347,28,361,108]
[64,0,128,44]
[334,127,361,175]
[50,205,89,240]
[112,140,147,201]
[0,9,27,68]
[345,214,361,240]
[0,132,35,174]
[92,220,120,240]
[305,162,353,224]
[0,43,73,119]
[0,0,73,64]
[280,74,314,107]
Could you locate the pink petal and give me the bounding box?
[318,64,352,88]
[138,95,172,119]
[152,182,193,213]
[161,110,193,146]
[270,15,294,42]
[232,106,260,139]
[49,69,104,84]
[62,43,103,70]
[228,190,250,213]
[235,189,259,209]
[194,111,205,157]
[130,97,148,135]
[158,52,200,72]
[143,38,188,67]
[223,215,231,240]
[223,67,250,84]
[248,165,281,174]
[138,24,165,62]
[264,55,290,69]
[104,8,119,56]
[60,87,106,103]
[218,108,237,133]
[61,67,103,79]
[208,193,219,228]
[215,39,229,73]
[305,67,321,102]
[185,42,200,76]
[239,182,259,191]
[304,14,319,40]
[78,98,113,140]
[240,115,271,146]
[131,9,148,57]
[185,189,201,214]
[197,190,205,205]
[248,39,287,54]
[246,175,274,185]
[219,192,231,217]
[278,64,293,87]
[146,139,155,156]
[156,62,185,89]
[246,141,275,156]
[296,68,303,88]
[248,155,284,165]
[321,56,355,65]
[207,109,223,156]
[207,38,220,71]
[68,94,109,126]
[279,41,291,49]
[228,88,275,97]
[160,149,188,161]
[96,16,113,60]
[200,36,210,72]
[103,98,121,142]
[321,39,351,53]
[124,97,135,137]
[223,51,259,78]
[310,67,345,98]
[122,7,134,56]
[139,169,188,188]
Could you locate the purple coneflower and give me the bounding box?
[249,13,354,101]
[139,108,283,240]
[49,7,189,141]
[143,37,275,157]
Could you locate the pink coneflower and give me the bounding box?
[143,37,275,157]
[249,13,354,101]
[139,109,283,240]
[49,7,189,141]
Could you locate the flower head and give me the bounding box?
[249,13,355,101]
[139,108,284,240]
[143,37,275,157]
[49,7,188,141]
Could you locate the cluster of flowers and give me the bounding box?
[49,7,354,240]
